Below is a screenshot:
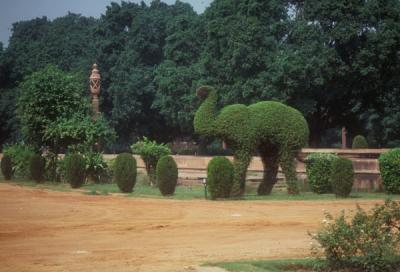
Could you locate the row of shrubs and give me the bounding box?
[305,148,400,196]
[0,151,179,196]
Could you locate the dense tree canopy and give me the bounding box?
[1,0,400,149]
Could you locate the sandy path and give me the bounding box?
[0,184,384,272]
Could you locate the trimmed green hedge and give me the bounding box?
[30,154,45,183]
[1,155,13,180]
[379,149,400,194]
[331,157,354,197]
[194,85,309,196]
[352,135,369,149]
[114,153,137,193]
[65,154,86,188]
[305,153,338,194]
[156,155,178,196]
[207,156,234,199]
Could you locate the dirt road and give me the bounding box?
[0,184,384,272]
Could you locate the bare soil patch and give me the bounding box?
[0,184,384,272]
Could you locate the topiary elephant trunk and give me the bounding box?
[194,86,309,196]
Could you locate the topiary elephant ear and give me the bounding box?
[194,85,309,196]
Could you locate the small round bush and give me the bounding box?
[1,155,13,180]
[331,157,354,197]
[156,155,178,196]
[114,153,137,193]
[305,153,338,194]
[352,135,369,149]
[65,154,86,188]
[30,154,45,183]
[379,148,400,194]
[207,156,234,199]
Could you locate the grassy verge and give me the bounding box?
[209,258,325,272]
[1,176,399,201]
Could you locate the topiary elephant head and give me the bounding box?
[194,85,309,196]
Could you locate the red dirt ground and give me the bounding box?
[0,184,384,272]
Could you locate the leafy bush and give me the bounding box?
[311,200,400,271]
[352,135,369,148]
[114,153,137,193]
[65,154,86,188]
[3,142,35,178]
[83,151,109,183]
[305,153,338,194]
[379,148,400,194]
[207,156,234,199]
[30,154,45,183]
[1,155,13,180]
[156,155,178,196]
[131,137,171,186]
[331,157,354,197]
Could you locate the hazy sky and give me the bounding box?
[0,0,213,47]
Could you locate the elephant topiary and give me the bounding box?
[194,86,309,196]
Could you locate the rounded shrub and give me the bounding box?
[156,155,178,196]
[30,154,45,183]
[330,157,354,197]
[1,155,13,180]
[207,156,234,199]
[379,148,400,194]
[352,135,369,149]
[114,153,137,193]
[305,153,338,194]
[65,154,86,188]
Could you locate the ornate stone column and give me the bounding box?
[90,64,101,120]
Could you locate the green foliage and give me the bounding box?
[207,156,234,199]
[131,137,171,186]
[312,200,400,271]
[114,153,137,193]
[29,154,45,183]
[194,86,309,196]
[305,153,338,194]
[1,155,13,180]
[156,155,178,196]
[352,135,369,149]
[330,157,354,198]
[2,0,400,149]
[43,113,116,151]
[65,154,86,188]
[3,142,35,178]
[16,65,89,149]
[379,149,400,194]
[83,151,109,184]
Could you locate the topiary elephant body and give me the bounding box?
[194,86,309,195]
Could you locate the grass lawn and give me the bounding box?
[1,178,400,201]
[1,173,400,201]
[209,258,325,272]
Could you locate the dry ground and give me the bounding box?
[0,184,384,272]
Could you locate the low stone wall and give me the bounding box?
[104,148,387,192]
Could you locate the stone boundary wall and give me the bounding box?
[105,148,387,192]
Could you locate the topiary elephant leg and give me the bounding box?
[257,150,279,195]
[231,150,252,196]
[280,152,300,195]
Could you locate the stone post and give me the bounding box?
[341,127,347,149]
[89,64,101,120]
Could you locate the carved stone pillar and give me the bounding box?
[89,64,101,119]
